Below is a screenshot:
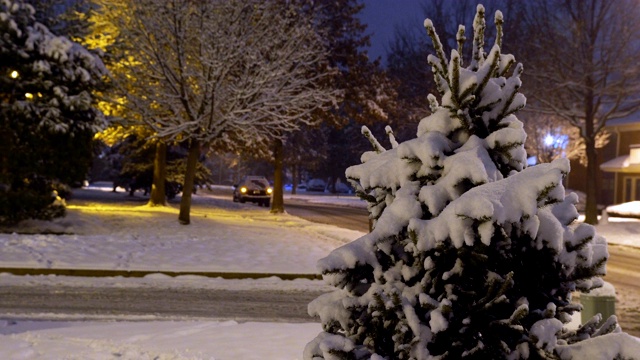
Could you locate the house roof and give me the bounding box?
[601,155,640,173]
[606,113,640,131]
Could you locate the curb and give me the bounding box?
[0,268,322,281]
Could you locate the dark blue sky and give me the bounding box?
[359,0,425,63]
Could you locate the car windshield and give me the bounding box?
[249,180,267,188]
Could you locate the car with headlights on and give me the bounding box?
[232,176,272,207]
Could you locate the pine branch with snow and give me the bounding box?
[306,5,624,359]
[0,0,106,134]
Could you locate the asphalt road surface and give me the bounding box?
[0,286,324,326]
[605,245,640,336]
[284,197,370,232]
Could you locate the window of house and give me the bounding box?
[624,176,640,202]
[625,178,632,202]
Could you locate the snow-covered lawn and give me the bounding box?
[0,185,639,359]
[0,319,321,360]
[0,186,363,274]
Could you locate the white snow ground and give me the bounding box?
[0,184,639,359]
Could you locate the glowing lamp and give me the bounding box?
[544,134,554,146]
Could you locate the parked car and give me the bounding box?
[306,178,326,192]
[334,181,353,194]
[232,176,272,207]
[284,183,307,192]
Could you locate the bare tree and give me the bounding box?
[522,113,610,165]
[524,0,640,224]
[101,0,339,224]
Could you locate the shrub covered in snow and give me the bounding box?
[305,5,628,359]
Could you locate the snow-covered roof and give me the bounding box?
[600,155,640,173]
[606,113,640,130]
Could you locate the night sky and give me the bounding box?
[359,0,425,64]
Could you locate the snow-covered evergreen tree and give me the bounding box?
[305,5,618,359]
[0,0,106,224]
[0,0,106,134]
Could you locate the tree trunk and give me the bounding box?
[583,76,598,225]
[148,141,167,206]
[291,164,298,195]
[178,140,200,225]
[328,176,337,194]
[584,140,599,224]
[271,138,285,214]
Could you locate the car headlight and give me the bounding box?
[267,188,273,194]
[240,187,247,194]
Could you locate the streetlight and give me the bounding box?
[10,70,18,79]
[544,134,555,147]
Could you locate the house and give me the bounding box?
[600,117,640,204]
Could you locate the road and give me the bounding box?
[284,197,370,232]
[0,285,324,326]
[604,245,640,335]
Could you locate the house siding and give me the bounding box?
[618,129,640,156]
[603,123,640,204]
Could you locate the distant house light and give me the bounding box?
[25,93,33,100]
[10,70,18,79]
[630,145,640,165]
